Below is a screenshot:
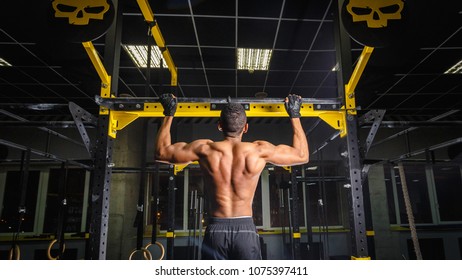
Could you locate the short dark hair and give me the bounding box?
[219,103,247,137]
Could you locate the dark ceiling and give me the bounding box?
[0,0,461,125]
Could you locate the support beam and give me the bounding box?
[335,0,372,260]
[362,121,462,128]
[69,102,98,157]
[84,0,121,260]
[94,96,346,139]
[166,165,176,260]
[136,0,178,87]
[82,41,111,94]
[289,166,301,260]
[82,41,112,115]
[0,109,87,148]
[371,110,460,148]
[391,137,462,162]
[359,109,386,156]
[344,46,374,114]
[0,139,92,170]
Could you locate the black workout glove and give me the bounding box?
[284,94,302,118]
[160,93,177,116]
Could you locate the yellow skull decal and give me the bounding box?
[52,0,110,25]
[346,0,404,28]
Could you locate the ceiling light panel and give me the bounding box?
[122,45,168,68]
[237,48,273,71]
[0,57,12,67]
[444,59,462,74]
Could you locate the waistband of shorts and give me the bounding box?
[207,216,255,225]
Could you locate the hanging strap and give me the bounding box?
[56,162,69,259]
[10,148,31,260]
[151,163,160,244]
[134,119,149,250]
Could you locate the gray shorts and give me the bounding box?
[201,217,262,260]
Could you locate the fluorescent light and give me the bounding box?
[0,57,12,67]
[237,48,272,71]
[444,59,462,74]
[122,45,168,68]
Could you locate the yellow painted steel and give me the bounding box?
[166,231,175,238]
[174,161,198,175]
[282,166,292,172]
[107,102,347,138]
[136,0,155,22]
[344,46,374,115]
[136,0,178,86]
[82,41,110,86]
[82,41,112,115]
[351,256,371,260]
[293,232,301,239]
[366,230,375,236]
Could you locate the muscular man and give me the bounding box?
[155,94,309,260]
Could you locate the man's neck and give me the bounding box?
[224,135,242,143]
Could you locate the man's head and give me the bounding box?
[219,103,248,138]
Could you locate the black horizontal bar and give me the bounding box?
[295,176,347,182]
[0,121,96,128]
[361,121,462,128]
[95,96,342,110]
[0,139,92,170]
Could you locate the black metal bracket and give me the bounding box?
[359,109,386,156]
[69,102,98,157]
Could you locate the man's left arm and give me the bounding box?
[154,94,210,164]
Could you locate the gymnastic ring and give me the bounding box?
[8,245,20,260]
[47,239,66,260]
[143,241,165,260]
[129,248,152,260]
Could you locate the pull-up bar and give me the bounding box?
[94,96,347,138]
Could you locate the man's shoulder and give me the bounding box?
[192,139,214,145]
[251,140,272,146]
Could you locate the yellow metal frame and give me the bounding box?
[82,41,112,115]
[82,0,373,140]
[136,0,178,86]
[351,256,371,260]
[107,102,347,138]
[174,161,198,175]
[344,46,374,115]
[97,47,374,139]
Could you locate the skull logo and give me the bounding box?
[52,0,110,25]
[346,0,404,28]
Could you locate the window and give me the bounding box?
[43,168,87,233]
[305,165,343,227]
[384,165,398,224]
[157,167,184,231]
[0,170,40,233]
[432,165,462,222]
[306,181,343,227]
[269,167,305,228]
[384,163,462,225]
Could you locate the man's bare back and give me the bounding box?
[196,139,268,218]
